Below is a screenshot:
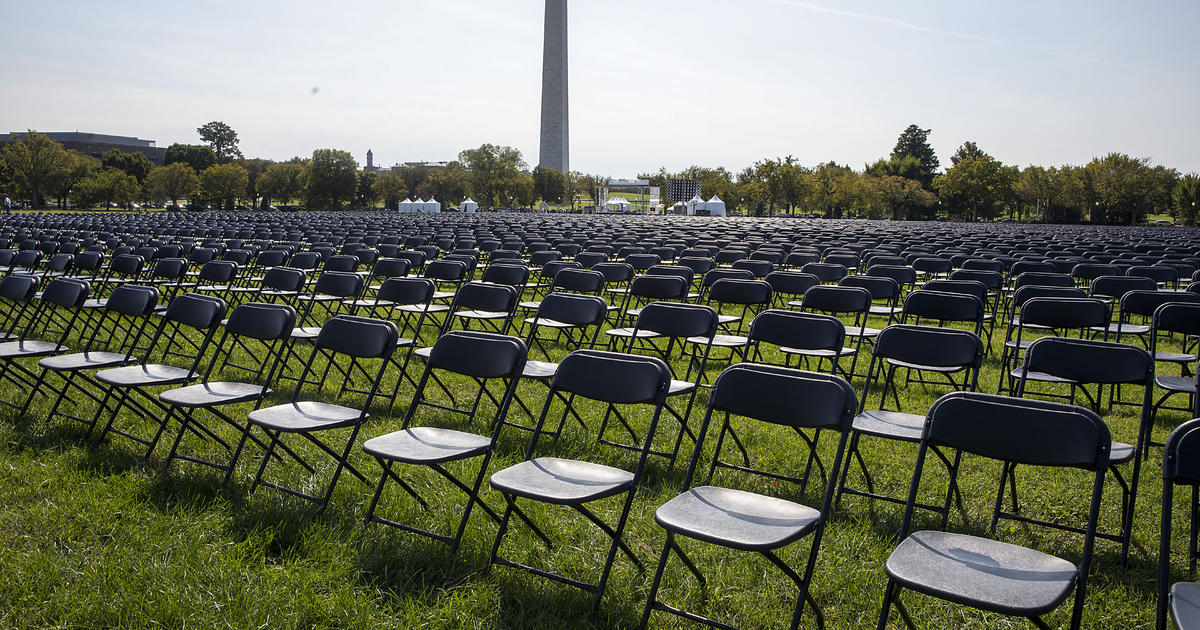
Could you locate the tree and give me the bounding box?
[356,171,379,209]
[1087,153,1177,225]
[890,124,939,188]
[933,155,1015,221]
[874,175,937,220]
[144,163,199,208]
[101,149,154,183]
[49,152,99,209]
[1,131,73,208]
[200,163,249,210]
[76,167,140,210]
[396,164,430,196]
[532,165,567,204]
[417,162,470,206]
[372,171,408,208]
[164,143,217,172]
[1174,174,1200,226]
[949,141,988,166]
[197,121,243,162]
[257,162,308,208]
[306,149,358,209]
[865,155,923,182]
[458,144,526,208]
[239,158,273,209]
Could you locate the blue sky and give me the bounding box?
[3,0,1197,176]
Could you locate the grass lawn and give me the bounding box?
[0,292,1187,629]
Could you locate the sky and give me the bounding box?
[3,0,1198,176]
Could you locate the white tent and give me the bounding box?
[705,195,727,217]
[607,196,632,212]
[398,198,415,213]
[414,197,428,212]
[460,197,478,213]
[425,197,441,213]
[686,194,705,216]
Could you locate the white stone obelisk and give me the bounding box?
[538,0,568,174]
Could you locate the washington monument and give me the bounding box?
[539,0,568,174]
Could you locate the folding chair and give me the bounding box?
[1151,303,1200,437]
[0,278,90,410]
[363,330,526,553]
[158,302,297,481]
[640,364,856,630]
[800,285,873,380]
[243,315,398,511]
[744,309,847,374]
[998,295,1108,395]
[835,325,983,515]
[91,293,228,457]
[489,350,672,611]
[0,273,41,341]
[877,392,1110,630]
[1158,418,1200,630]
[442,281,519,335]
[1010,336,1155,565]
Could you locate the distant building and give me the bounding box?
[400,161,449,169]
[363,149,384,173]
[0,131,167,166]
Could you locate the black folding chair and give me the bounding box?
[877,392,1110,630]
[91,293,228,457]
[0,278,90,410]
[1158,418,1200,630]
[489,350,672,611]
[641,364,856,630]
[1151,303,1200,437]
[744,309,847,374]
[243,315,398,512]
[835,325,983,515]
[158,302,297,481]
[363,330,526,553]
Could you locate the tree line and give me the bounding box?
[2,122,1196,224]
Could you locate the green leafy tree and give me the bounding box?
[101,149,154,183]
[933,155,1015,221]
[396,164,429,196]
[239,158,273,209]
[417,162,470,206]
[1,130,73,208]
[144,163,199,208]
[197,121,243,162]
[76,167,140,209]
[890,124,939,188]
[1173,174,1200,226]
[306,149,358,209]
[949,141,987,166]
[865,155,923,181]
[257,162,308,208]
[874,175,937,220]
[1087,153,1177,224]
[164,143,217,172]
[532,166,567,204]
[372,171,408,208]
[200,163,249,210]
[458,144,526,208]
[49,152,99,209]
[357,171,379,209]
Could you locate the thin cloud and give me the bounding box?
[763,0,1007,44]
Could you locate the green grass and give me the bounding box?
[0,292,1188,629]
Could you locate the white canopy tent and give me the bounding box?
[606,196,633,212]
[685,194,705,216]
[705,195,727,217]
[424,197,441,213]
[398,198,415,213]
[460,197,478,213]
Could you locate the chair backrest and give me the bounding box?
[840,275,900,301]
[452,281,518,313]
[902,290,985,325]
[105,284,160,317]
[224,302,297,340]
[708,363,856,432]
[40,277,90,309]
[534,293,607,327]
[629,274,688,301]
[801,284,871,314]
[873,324,984,370]
[370,257,411,279]
[765,270,820,298]
[0,274,39,300]
[378,277,435,305]
[313,271,364,298]
[163,293,227,330]
[263,266,306,292]
[593,262,634,284]
[1160,419,1200,627]
[551,349,671,405]
[109,253,145,276]
[198,260,237,283]
[1012,284,1087,307]
[1021,336,1153,386]
[1154,302,1200,338]
[801,262,848,283]
[865,264,918,287]
[746,309,845,353]
[428,330,527,379]
[634,301,719,339]
[551,268,604,293]
[707,278,772,306]
[315,315,398,358]
[922,279,988,302]
[481,263,530,287]
[949,269,1002,290]
[424,259,468,282]
[1089,275,1156,301]
[1018,297,1109,330]
[1014,271,1074,289]
[1121,289,1200,318]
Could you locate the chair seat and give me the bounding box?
[604,327,661,339]
[844,325,881,338]
[248,400,365,432]
[0,340,62,359]
[522,317,580,329]
[780,346,856,358]
[869,305,900,317]
[363,426,491,464]
[81,298,109,309]
[1157,375,1196,394]
[853,409,925,441]
[1172,581,1200,630]
[194,284,231,293]
[687,334,745,347]
[396,304,448,314]
[1156,350,1198,365]
[655,485,820,551]
[1092,323,1150,336]
[885,530,1077,617]
[1009,368,1075,385]
[886,358,968,374]
[343,298,387,309]
[1111,440,1134,465]
[521,360,558,380]
[490,457,635,504]
[97,363,197,387]
[454,310,509,320]
[39,351,130,372]
[668,379,695,396]
[716,314,740,325]
[159,381,269,408]
[432,291,456,300]
[290,326,323,339]
[518,300,542,310]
